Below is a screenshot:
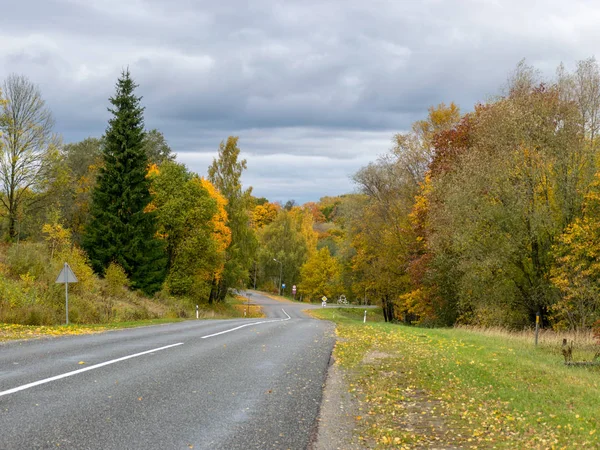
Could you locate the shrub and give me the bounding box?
[5,243,49,280]
[105,262,130,297]
[53,245,96,294]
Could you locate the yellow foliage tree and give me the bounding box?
[200,177,232,280]
[42,223,72,259]
[289,206,318,256]
[299,247,342,302]
[42,223,95,293]
[551,173,600,330]
[252,202,279,229]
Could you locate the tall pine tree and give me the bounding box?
[83,70,166,294]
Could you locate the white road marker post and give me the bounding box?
[196,305,199,319]
[364,310,367,323]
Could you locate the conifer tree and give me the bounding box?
[83,70,166,294]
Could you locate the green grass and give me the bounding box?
[310,308,600,449]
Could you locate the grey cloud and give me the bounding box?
[2,0,600,201]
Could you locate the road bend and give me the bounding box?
[0,292,335,450]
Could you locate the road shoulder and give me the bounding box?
[310,354,365,450]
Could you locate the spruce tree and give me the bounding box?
[83,70,166,294]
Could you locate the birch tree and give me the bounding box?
[0,74,57,239]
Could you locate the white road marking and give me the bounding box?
[0,343,184,398]
[201,308,291,339]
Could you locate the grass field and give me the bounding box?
[310,308,600,449]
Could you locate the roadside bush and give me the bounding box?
[0,304,58,326]
[53,244,96,294]
[5,243,49,280]
[104,262,130,296]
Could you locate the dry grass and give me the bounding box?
[232,304,265,318]
[456,325,600,359]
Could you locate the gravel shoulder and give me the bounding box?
[310,356,366,450]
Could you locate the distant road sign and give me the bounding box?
[55,263,78,283]
[292,285,297,294]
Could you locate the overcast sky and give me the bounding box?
[1,0,599,203]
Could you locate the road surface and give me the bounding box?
[0,292,336,449]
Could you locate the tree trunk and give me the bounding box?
[208,276,218,305]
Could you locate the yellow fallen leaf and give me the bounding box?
[78,361,85,365]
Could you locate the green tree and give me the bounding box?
[149,161,226,301]
[142,129,174,166]
[207,136,256,302]
[423,67,586,328]
[83,70,166,294]
[56,138,103,243]
[257,208,314,294]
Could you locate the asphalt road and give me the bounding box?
[0,292,336,449]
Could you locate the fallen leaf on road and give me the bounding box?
[78,361,85,365]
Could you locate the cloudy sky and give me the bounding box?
[1,0,599,203]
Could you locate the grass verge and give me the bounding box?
[309,308,600,449]
[1,296,266,342]
[230,294,265,318]
[0,318,184,342]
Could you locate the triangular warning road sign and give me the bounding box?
[55,263,78,283]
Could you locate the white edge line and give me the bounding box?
[0,342,184,398]
[201,308,291,339]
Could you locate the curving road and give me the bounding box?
[0,292,335,449]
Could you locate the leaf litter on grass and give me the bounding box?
[311,309,600,449]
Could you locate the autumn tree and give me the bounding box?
[550,172,600,330]
[303,202,326,224]
[149,161,229,301]
[348,103,460,322]
[257,207,316,294]
[420,65,588,328]
[54,137,103,243]
[207,136,256,302]
[84,70,166,294]
[0,74,58,240]
[299,247,341,301]
[252,201,279,229]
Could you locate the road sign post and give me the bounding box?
[292,285,296,300]
[55,263,78,325]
